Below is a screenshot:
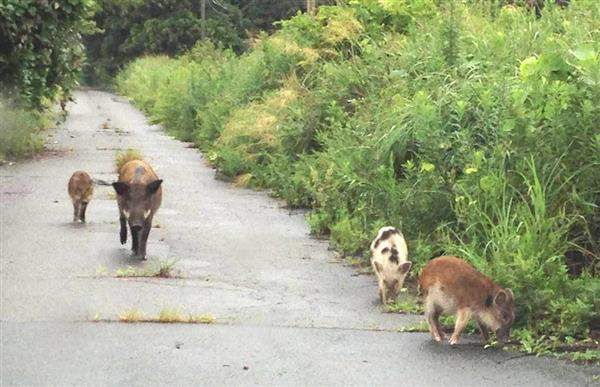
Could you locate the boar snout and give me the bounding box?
[495,326,511,342]
[130,224,143,233]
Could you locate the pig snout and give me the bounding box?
[130,224,143,233]
[495,326,511,342]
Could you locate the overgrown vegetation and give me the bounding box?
[0,104,46,161]
[116,0,600,355]
[0,0,95,158]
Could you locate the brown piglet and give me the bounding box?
[112,159,162,260]
[419,256,514,346]
[68,170,94,223]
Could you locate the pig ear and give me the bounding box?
[146,179,163,195]
[505,288,514,300]
[112,182,130,195]
[494,290,509,306]
[373,261,383,273]
[398,261,412,274]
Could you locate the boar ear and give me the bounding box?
[112,182,130,195]
[146,179,163,195]
[494,290,509,306]
[398,261,412,274]
[373,261,383,273]
[505,288,514,300]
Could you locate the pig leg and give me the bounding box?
[119,214,127,245]
[449,308,472,346]
[379,280,387,305]
[73,201,80,222]
[425,301,444,342]
[130,224,139,256]
[138,221,152,260]
[80,202,88,223]
[476,320,490,341]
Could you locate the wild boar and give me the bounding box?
[68,170,93,223]
[112,159,162,260]
[370,226,412,304]
[419,256,515,345]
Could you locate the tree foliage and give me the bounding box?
[0,0,95,108]
[82,0,321,85]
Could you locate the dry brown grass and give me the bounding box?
[114,307,215,324]
[115,148,143,172]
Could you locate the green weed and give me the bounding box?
[384,297,423,315]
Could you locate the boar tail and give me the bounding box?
[93,178,113,186]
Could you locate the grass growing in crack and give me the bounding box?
[114,307,215,324]
[115,148,143,172]
[118,308,143,322]
[158,308,215,324]
[397,321,429,333]
[155,260,178,278]
[158,307,185,323]
[188,313,216,324]
[106,259,180,278]
[115,266,139,278]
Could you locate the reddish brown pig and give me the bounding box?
[112,159,162,260]
[68,171,93,223]
[419,256,514,346]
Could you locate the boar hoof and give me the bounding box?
[131,253,147,260]
[449,338,459,346]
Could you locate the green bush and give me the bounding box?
[117,1,600,350]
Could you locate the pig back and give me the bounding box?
[419,256,499,307]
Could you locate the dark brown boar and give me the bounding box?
[68,170,93,223]
[419,256,515,346]
[112,159,162,260]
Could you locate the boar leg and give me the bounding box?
[449,309,472,346]
[138,219,152,260]
[476,320,490,341]
[130,224,139,256]
[425,304,445,342]
[119,215,127,245]
[80,202,88,223]
[73,202,80,222]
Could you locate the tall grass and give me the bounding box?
[0,103,45,160]
[117,0,600,349]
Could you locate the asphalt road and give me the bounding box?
[1,90,597,386]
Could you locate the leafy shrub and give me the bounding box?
[0,0,94,108]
